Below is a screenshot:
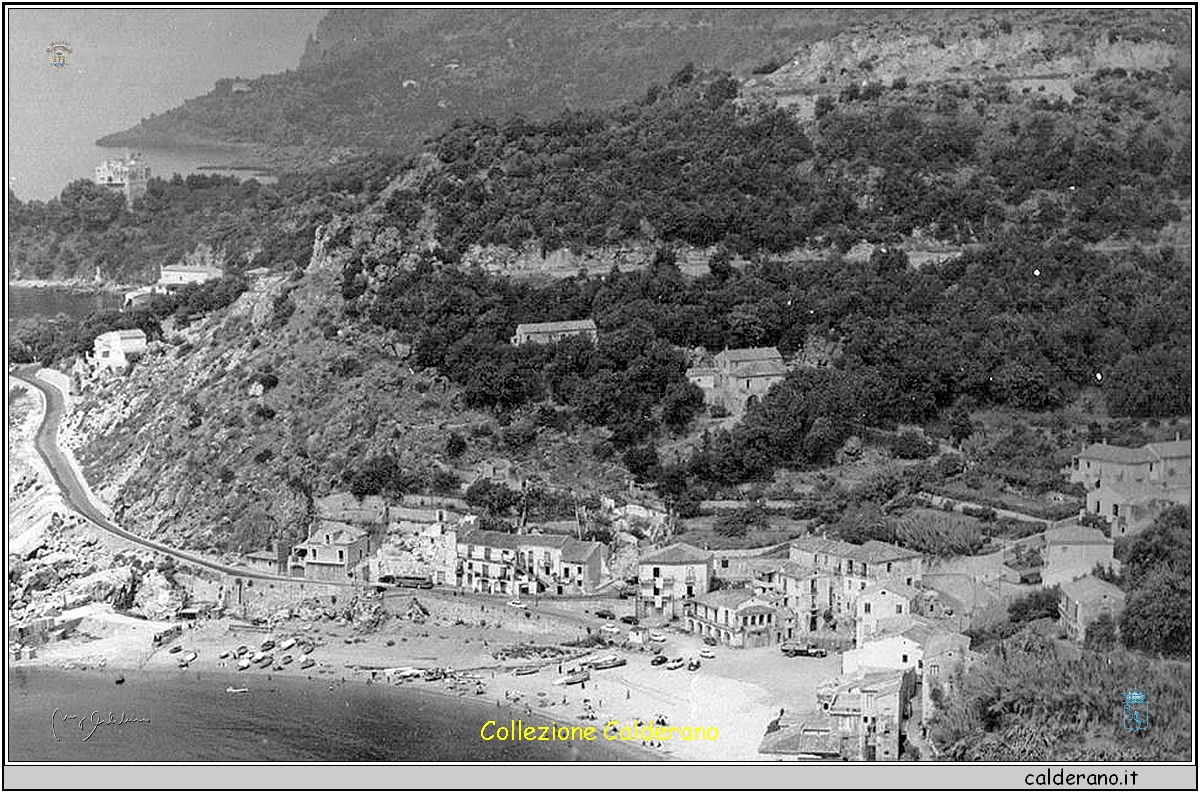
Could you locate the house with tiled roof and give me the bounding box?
[1085,480,1191,537]
[817,669,916,761]
[455,529,606,595]
[785,536,924,635]
[1041,525,1115,586]
[710,347,788,416]
[684,587,793,648]
[1059,575,1126,642]
[1069,438,1192,490]
[511,319,597,346]
[92,329,147,372]
[290,521,371,582]
[855,579,921,644]
[637,542,713,625]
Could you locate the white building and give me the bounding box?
[92,329,147,372]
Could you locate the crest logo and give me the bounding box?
[46,41,72,70]
[1122,690,1149,732]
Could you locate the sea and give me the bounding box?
[8,286,124,327]
[8,667,639,762]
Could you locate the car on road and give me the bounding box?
[702,635,718,646]
[619,615,639,625]
[508,600,526,609]
[650,654,669,666]
[648,630,666,643]
[665,658,685,670]
[594,608,616,620]
[699,648,716,659]
[599,623,621,636]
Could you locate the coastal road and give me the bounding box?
[12,366,302,584]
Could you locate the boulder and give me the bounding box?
[131,569,184,621]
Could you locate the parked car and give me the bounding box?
[620,615,639,625]
[699,648,716,659]
[665,658,685,670]
[702,635,718,646]
[594,608,616,620]
[650,655,669,666]
[508,600,526,609]
[687,659,701,671]
[600,623,621,636]
[649,631,666,643]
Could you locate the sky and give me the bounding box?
[6,8,327,199]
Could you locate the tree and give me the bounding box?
[1007,586,1060,623]
[464,479,521,516]
[1119,567,1190,657]
[1083,612,1116,651]
[445,431,467,458]
[622,445,660,481]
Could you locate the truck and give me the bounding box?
[781,642,828,658]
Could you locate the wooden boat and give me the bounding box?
[219,650,231,660]
[513,666,540,676]
[279,638,296,652]
[114,675,125,685]
[250,651,267,664]
[591,657,627,670]
[235,645,250,657]
[168,645,183,654]
[226,687,249,694]
[260,640,276,652]
[280,655,294,665]
[237,658,252,671]
[554,670,590,686]
[687,659,701,671]
[257,655,274,668]
[178,651,198,668]
[299,657,315,670]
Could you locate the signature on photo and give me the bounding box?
[51,708,151,741]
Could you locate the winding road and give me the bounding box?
[12,365,297,583]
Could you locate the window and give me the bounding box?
[886,562,892,573]
[686,585,694,597]
[901,654,908,663]
[860,582,866,590]
[863,602,872,614]
[906,577,912,586]
[338,549,344,562]
[929,663,940,676]
[721,559,729,569]
[1112,504,1119,517]
[653,567,660,578]
[896,604,903,614]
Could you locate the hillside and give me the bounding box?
[92,8,885,169]
[20,8,1191,557]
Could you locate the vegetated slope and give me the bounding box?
[69,241,627,554]
[92,8,871,168]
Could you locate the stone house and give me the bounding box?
[1068,439,1191,490]
[854,579,921,645]
[1085,481,1191,537]
[684,588,791,648]
[92,329,147,372]
[637,542,713,624]
[710,347,788,415]
[511,319,598,346]
[1040,525,1114,587]
[289,522,371,583]
[455,529,605,595]
[1058,575,1125,642]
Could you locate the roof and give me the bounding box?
[640,542,712,566]
[515,319,597,335]
[716,347,783,364]
[1146,439,1192,460]
[730,360,789,378]
[790,536,921,565]
[310,521,368,545]
[459,528,521,550]
[859,540,923,563]
[96,328,147,345]
[1060,575,1126,606]
[560,538,604,564]
[862,578,921,601]
[162,263,223,274]
[245,550,278,561]
[758,715,841,757]
[1098,480,1191,504]
[1044,526,1111,546]
[1075,443,1155,465]
[690,588,763,611]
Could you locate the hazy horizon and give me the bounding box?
[6,8,327,200]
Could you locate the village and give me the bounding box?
[9,260,1193,762]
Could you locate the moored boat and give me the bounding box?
[554,670,590,686]
[279,638,296,652]
[237,658,252,671]
[226,686,249,694]
[591,657,627,670]
[513,666,539,676]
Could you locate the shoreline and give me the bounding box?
[9,664,659,763]
[10,279,135,293]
